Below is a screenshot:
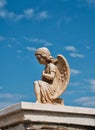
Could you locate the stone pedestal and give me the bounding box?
[0,102,95,130]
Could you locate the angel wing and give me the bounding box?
[55,54,70,97]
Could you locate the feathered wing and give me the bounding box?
[56,54,70,97]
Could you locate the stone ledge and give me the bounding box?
[1,102,95,116]
[0,102,95,129]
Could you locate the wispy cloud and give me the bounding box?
[63,90,74,95]
[16,50,22,54]
[77,0,95,7]
[0,35,53,56]
[69,82,82,87]
[87,79,95,92]
[0,35,5,41]
[56,16,72,28]
[64,45,84,58]
[0,0,6,8]
[0,86,3,89]
[86,46,91,50]
[24,8,34,19]
[26,46,36,52]
[44,42,52,46]
[0,93,26,109]
[0,0,49,21]
[83,101,95,108]
[85,0,95,5]
[74,96,95,108]
[0,93,25,100]
[37,11,48,20]
[69,52,84,58]
[24,37,53,46]
[65,46,77,52]
[0,101,14,109]
[7,44,12,48]
[70,68,81,75]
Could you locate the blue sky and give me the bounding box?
[0,0,95,109]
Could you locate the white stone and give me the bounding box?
[0,102,95,129]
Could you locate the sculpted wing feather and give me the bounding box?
[56,54,70,97]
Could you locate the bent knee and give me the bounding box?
[34,80,41,85]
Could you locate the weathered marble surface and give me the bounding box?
[34,47,70,104]
[0,102,95,130]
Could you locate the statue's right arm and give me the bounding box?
[42,71,55,81]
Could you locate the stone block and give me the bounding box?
[0,102,95,130]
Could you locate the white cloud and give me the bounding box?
[0,101,14,109]
[1,11,24,21]
[70,52,84,58]
[0,1,49,22]
[77,0,95,7]
[26,46,36,52]
[16,50,22,53]
[0,93,25,99]
[24,37,53,46]
[44,42,52,46]
[87,79,95,92]
[11,13,24,21]
[64,90,74,95]
[0,86,3,89]
[7,44,12,48]
[9,10,48,21]
[24,9,34,19]
[0,10,6,17]
[83,101,95,107]
[0,0,6,8]
[0,10,22,21]
[37,11,48,20]
[89,79,95,86]
[70,68,81,75]
[86,46,90,49]
[74,96,95,107]
[64,46,77,52]
[0,93,26,109]
[0,9,14,19]
[64,45,84,58]
[24,37,40,43]
[85,0,95,4]
[24,8,34,15]
[56,16,72,28]
[69,82,82,87]
[0,35,5,40]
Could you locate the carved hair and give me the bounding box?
[35,47,57,64]
[35,47,50,57]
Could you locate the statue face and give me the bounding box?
[36,54,46,64]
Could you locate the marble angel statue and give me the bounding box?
[34,47,70,105]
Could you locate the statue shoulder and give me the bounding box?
[49,63,56,72]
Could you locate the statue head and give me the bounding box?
[35,47,51,64]
[35,47,50,58]
[35,47,57,64]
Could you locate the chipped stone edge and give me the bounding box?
[0,102,95,117]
